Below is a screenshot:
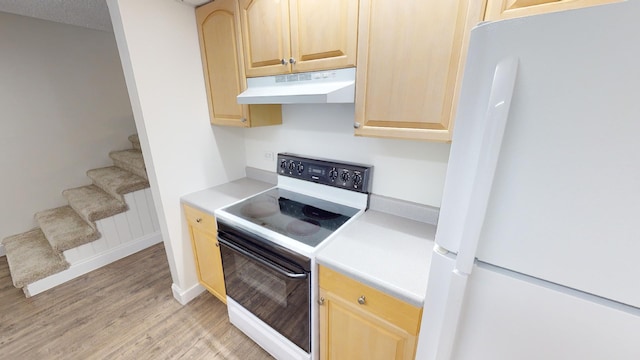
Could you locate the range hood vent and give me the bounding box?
[237,67,356,105]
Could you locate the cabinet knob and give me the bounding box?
[196,218,202,223]
[241,117,247,123]
[318,297,325,305]
[354,122,361,129]
[281,59,287,65]
[357,295,366,305]
[289,57,296,65]
[215,242,219,247]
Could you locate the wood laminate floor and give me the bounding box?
[0,243,273,360]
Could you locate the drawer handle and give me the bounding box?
[196,218,202,223]
[357,295,366,305]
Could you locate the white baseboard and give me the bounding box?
[0,243,5,257]
[171,282,205,305]
[24,232,163,297]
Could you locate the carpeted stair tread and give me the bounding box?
[36,206,100,252]
[2,228,69,288]
[128,134,141,150]
[110,149,147,180]
[87,166,149,201]
[63,185,127,225]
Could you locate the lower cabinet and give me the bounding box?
[183,204,226,304]
[318,265,422,360]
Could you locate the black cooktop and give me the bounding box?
[222,188,360,247]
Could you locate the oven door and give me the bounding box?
[217,221,311,353]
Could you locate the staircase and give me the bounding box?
[1,135,162,297]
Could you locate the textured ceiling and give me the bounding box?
[0,0,113,32]
[0,0,211,32]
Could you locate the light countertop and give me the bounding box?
[180,177,274,214]
[316,210,436,307]
[180,176,437,308]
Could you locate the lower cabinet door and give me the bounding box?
[318,266,421,360]
[190,225,226,304]
[184,204,226,304]
[319,288,417,360]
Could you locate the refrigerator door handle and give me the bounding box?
[455,56,519,275]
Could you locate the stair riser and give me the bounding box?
[128,134,141,151]
[112,158,148,181]
[2,229,69,288]
[63,185,128,229]
[87,167,149,203]
[36,206,101,252]
[67,204,128,228]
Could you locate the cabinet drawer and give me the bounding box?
[183,205,217,234]
[319,265,422,335]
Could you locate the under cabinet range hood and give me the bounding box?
[237,67,356,105]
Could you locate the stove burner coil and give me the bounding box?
[240,200,279,218]
[286,218,321,237]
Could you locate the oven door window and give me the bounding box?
[219,239,310,353]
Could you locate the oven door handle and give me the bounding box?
[218,236,308,280]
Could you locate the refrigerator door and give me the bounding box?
[417,248,469,360]
[438,1,640,307]
[451,265,640,360]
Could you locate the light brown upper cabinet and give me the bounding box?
[239,0,359,77]
[196,0,282,127]
[484,0,622,20]
[354,0,485,142]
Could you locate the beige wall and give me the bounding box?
[0,12,136,246]
[107,0,247,303]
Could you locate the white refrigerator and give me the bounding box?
[416,1,640,359]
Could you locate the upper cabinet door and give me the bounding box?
[289,0,358,73]
[196,0,248,126]
[484,0,622,21]
[354,0,485,142]
[197,0,282,128]
[239,0,291,77]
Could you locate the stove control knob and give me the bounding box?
[329,168,338,181]
[288,161,296,171]
[353,173,363,186]
[341,171,350,182]
[279,159,288,170]
[296,163,304,173]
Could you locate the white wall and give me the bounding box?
[107,0,247,303]
[0,12,136,243]
[107,0,449,304]
[245,104,451,208]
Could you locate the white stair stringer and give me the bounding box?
[23,188,162,297]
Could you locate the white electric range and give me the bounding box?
[214,153,373,360]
